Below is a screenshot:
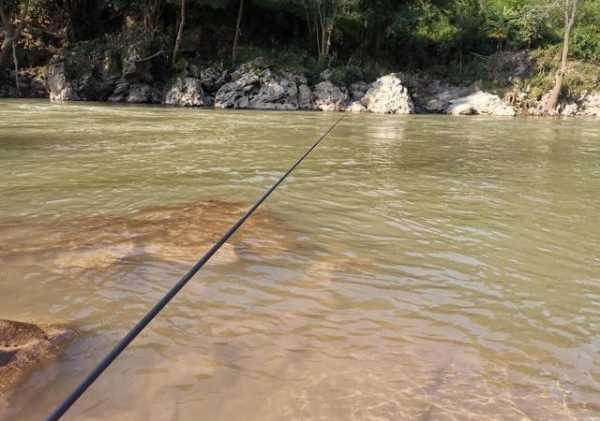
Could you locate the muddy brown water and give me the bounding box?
[0,99,599,420]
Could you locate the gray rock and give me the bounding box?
[214,70,261,109]
[320,69,334,81]
[560,102,578,117]
[446,91,516,116]
[215,65,307,110]
[361,74,414,114]
[126,84,161,104]
[107,81,130,103]
[249,79,299,110]
[349,82,369,101]
[164,77,205,107]
[313,81,348,112]
[46,62,78,102]
[578,92,600,116]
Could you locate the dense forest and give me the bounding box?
[1,0,599,114]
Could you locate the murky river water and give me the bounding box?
[1,99,599,420]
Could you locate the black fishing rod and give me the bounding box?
[46,115,345,421]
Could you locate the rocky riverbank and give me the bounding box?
[2,50,599,118]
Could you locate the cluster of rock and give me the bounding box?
[0,50,594,118]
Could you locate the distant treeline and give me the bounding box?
[1,0,599,69]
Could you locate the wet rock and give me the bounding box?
[0,320,75,397]
[361,74,414,114]
[164,77,205,107]
[312,81,348,112]
[446,91,516,116]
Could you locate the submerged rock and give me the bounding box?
[446,91,516,116]
[164,77,205,107]
[0,320,75,397]
[0,200,296,273]
[361,74,414,114]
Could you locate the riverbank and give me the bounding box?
[2,39,600,118]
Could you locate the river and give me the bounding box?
[1,99,599,420]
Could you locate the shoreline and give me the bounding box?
[2,59,599,119]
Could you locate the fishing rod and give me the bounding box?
[46,115,345,421]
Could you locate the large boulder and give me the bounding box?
[248,78,300,110]
[215,66,308,110]
[312,81,348,112]
[446,91,516,116]
[0,320,75,398]
[417,83,473,113]
[45,51,118,103]
[214,70,261,109]
[361,74,414,114]
[164,77,205,106]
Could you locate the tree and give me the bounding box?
[172,0,186,65]
[545,0,579,114]
[232,0,244,63]
[0,0,31,70]
[144,0,165,32]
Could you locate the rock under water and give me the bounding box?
[0,320,75,400]
[0,200,297,273]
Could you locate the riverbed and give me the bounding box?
[1,99,599,420]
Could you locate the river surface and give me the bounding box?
[0,99,599,420]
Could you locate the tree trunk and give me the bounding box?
[0,4,14,70]
[172,0,186,66]
[0,0,29,73]
[545,0,578,114]
[231,0,244,63]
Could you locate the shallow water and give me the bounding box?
[1,99,599,420]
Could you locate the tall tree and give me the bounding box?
[545,0,579,114]
[232,0,244,63]
[172,0,187,65]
